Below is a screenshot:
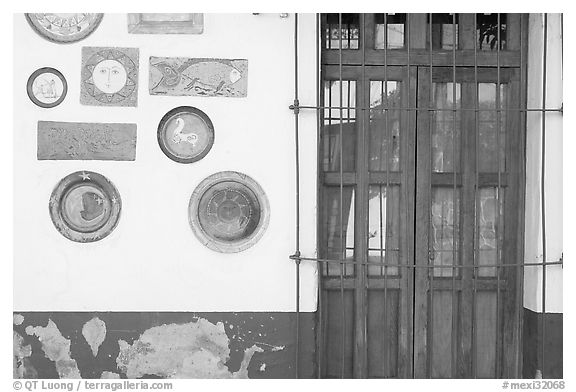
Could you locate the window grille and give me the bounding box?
[289,13,562,379]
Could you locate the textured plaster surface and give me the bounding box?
[25,320,82,378]
[13,312,315,379]
[117,319,262,378]
[82,317,107,357]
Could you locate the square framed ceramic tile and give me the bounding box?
[80,47,139,107]
[128,13,204,34]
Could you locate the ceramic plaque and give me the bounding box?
[37,121,137,161]
[189,171,270,253]
[157,107,214,164]
[49,171,121,243]
[25,13,103,44]
[81,47,139,107]
[128,13,203,34]
[27,67,67,108]
[149,57,247,97]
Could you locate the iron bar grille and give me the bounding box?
[290,13,562,379]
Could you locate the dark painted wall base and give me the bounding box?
[13,312,315,379]
[523,308,563,379]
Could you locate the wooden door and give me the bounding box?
[318,13,526,379]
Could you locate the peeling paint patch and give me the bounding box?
[116,318,263,378]
[25,319,81,378]
[13,314,24,325]
[82,317,106,357]
[100,371,120,379]
[14,331,35,378]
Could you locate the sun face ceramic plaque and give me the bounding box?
[157,106,214,164]
[149,57,247,97]
[128,13,203,34]
[27,67,67,108]
[81,47,139,107]
[49,171,121,243]
[189,172,270,253]
[37,121,137,161]
[25,14,103,44]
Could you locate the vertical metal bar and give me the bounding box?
[338,13,346,379]
[495,12,502,379]
[361,14,369,377]
[427,12,434,379]
[292,13,301,380]
[450,12,458,379]
[316,13,324,379]
[383,12,390,378]
[472,13,479,379]
[540,12,548,379]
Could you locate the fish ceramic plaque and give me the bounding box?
[81,47,139,107]
[157,107,214,164]
[25,13,104,44]
[149,57,247,97]
[128,13,203,34]
[27,67,67,108]
[49,171,121,243]
[37,121,137,161]
[189,171,270,253]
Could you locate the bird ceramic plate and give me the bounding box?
[157,106,215,164]
[27,67,67,108]
[49,171,121,243]
[189,171,270,253]
[25,13,104,44]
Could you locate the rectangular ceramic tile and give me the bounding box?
[149,57,248,97]
[128,14,204,34]
[80,47,139,107]
[37,121,137,161]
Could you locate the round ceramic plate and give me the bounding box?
[157,106,215,164]
[189,172,270,253]
[27,67,67,108]
[26,13,104,44]
[49,171,121,243]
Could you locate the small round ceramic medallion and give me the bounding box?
[157,106,215,163]
[25,13,104,44]
[49,171,121,243]
[189,172,270,253]
[27,67,67,108]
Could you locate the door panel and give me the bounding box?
[414,66,521,378]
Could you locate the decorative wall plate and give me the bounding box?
[189,171,270,253]
[27,67,67,108]
[157,106,214,164]
[49,171,121,242]
[25,14,104,44]
[81,47,139,107]
[128,13,203,34]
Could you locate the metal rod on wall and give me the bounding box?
[540,12,548,379]
[290,12,301,379]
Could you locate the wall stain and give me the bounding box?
[25,319,82,378]
[101,371,120,379]
[13,331,36,378]
[14,314,24,326]
[82,317,106,357]
[116,318,263,378]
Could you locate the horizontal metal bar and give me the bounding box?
[322,277,509,291]
[289,254,563,268]
[300,105,563,112]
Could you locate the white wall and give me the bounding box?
[13,13,318,312]
[523,13,563,313]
